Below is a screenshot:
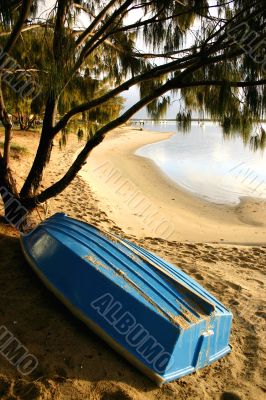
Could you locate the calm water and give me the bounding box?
[135,121,266,204]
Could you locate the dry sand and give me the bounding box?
[0,127,265,400]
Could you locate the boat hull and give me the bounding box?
[21,213,232,385]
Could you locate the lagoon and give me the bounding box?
[135,121,266,204]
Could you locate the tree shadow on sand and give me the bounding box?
[0,232,159,399]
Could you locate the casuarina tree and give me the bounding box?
[0,0,265,224]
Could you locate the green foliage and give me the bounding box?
[176,111,192,133]
[0,21,124,133]
[0,141,27,155]
[0,0,41,28]
[250,127,266,152]
[0,0,265,150]
[0,0,25,27]
[146,96,171,120]
[140,78,171,119]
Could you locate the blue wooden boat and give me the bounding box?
[20,213,232,385]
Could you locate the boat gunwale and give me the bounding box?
[43,217,219,319]
[48,215,227,313]
[35,222,200,327]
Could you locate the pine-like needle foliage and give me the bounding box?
[1,1,265,140]
[0,0,265,205]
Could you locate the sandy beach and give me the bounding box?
[81,126,266,244]
[0,126,265,399]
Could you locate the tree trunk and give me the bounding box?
[18,112,25,130]
[3,122,12,165]
[20,96,58,198]
[26,115,36,130]
[0,157,18,195]
[0,83,13,165]
[0,155,30,230]
[18,114,36,131]
[20,131,54,197]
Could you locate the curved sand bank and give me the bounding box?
[80,126,266,244]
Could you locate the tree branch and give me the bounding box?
[104,0,235,36]
[24,64,201,207]
[75,0,118,47]
[131,46,201,59]
[77,2,232,64]
[76,0,134,68]
[53,55,202,134]
[0,23,86,40]
[53,0,69,61]
[0,23,50,37]
[27,49,255,207]
[1,0,33,60]
[73,2,96,18]
[203,0,264,49]
[54,42,246,135]
[171,79,266,89]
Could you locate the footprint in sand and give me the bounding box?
[250,279,264,286]
[225,281,241,291]
[229,299,240,306]
[193,273,204,281]
[12,380,44,399]
[202,256,216,263]
[203,244,215,250]
[255,311,266,318]
[0,376,10,397]
[182,250,196,256]
[101,389,134,400]
[185,243,198,249]
[220,392,241,400]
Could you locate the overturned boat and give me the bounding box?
[20,213,232,385]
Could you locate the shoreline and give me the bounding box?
[80,126,266,244]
